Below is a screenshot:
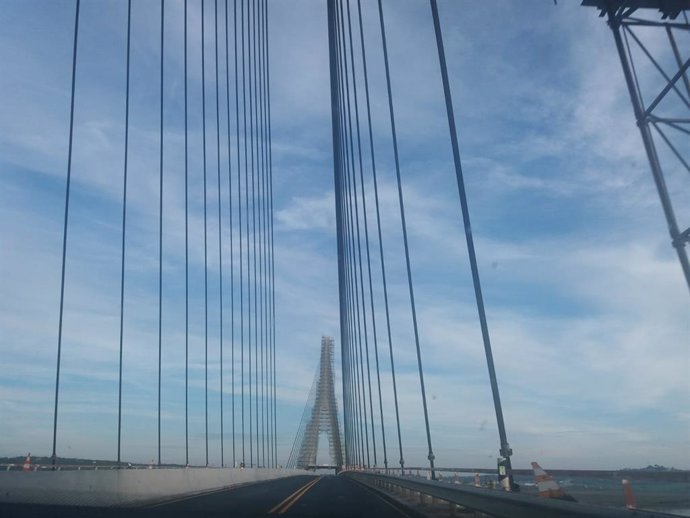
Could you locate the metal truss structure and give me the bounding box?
[583,0,690,291]
[287,337,344,469]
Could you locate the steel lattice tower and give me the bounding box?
[583,0,690,292]
[288,337,344,469]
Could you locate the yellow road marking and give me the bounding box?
[277,477,321,514]
[269,476,321,514]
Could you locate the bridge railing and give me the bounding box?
[1,463,287,472]
[344,471,674,518]
[1,464,172,472]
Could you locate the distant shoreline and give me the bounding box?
[513,468,689,483]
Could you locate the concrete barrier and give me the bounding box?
[0,467,312,507]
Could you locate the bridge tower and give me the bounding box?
[288,337,344,470]
[583,0,690,291]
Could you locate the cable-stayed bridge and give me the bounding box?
[287,336,344,471]
[0,0,688,516]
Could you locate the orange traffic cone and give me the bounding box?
[531,462,576,501]
[22,453,31,472]
[622,479,636,509]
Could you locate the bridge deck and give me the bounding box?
[0,475,412,518]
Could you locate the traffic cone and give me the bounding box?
[22,453,31,472]
[622,479,636,509]
[531,462,576,501]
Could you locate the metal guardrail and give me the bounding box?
[345,471,679,518]
[3,464,128,472]
[0,463,284,472]
[380,466,689,483]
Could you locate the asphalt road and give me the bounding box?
[0,474,418,518]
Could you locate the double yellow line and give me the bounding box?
[269,476,321,514]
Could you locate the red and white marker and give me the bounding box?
[531,461,576,501]
[622,479,636,509]
[22,453,31,472]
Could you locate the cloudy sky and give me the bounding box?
[0,0,688,471]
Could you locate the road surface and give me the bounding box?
[0,474,419,517]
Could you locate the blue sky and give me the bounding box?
[0,0,688,470]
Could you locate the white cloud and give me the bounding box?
[0,0,687,471]
[276,191,334,231]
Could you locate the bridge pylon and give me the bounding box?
[287,336,344,470]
